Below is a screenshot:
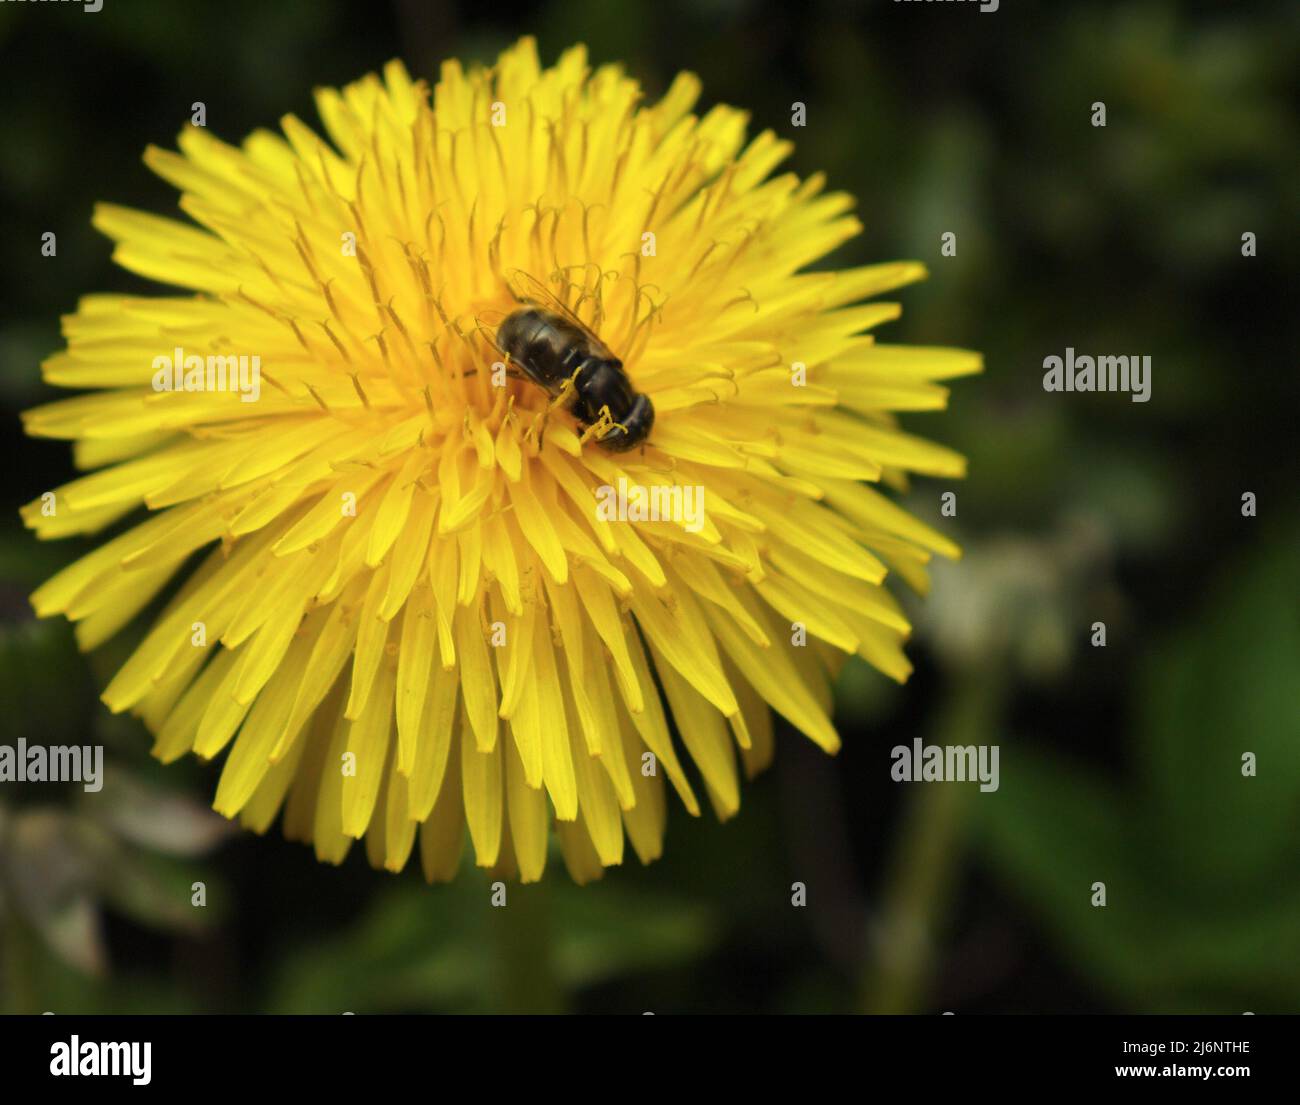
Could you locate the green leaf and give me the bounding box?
[978,528,1300,1011]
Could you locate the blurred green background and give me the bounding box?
[1,0,1297,1014]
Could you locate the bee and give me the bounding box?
[493,270,654,452]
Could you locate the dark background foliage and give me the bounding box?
[0,0,1296,1013]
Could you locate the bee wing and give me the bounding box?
[511,350,566,398]
[478,304,565,398]
[503,267,619,360]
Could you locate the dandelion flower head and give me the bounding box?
[22,38,980,883]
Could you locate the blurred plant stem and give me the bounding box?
[3,917,40,1015]
[862,666,1005,1014]
[494,878,565,1014]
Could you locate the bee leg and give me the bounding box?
[548,381,573,411]
[580,405,628,445]
[598,404,630,436]
[524,367,584,452]
[578,406,614,444]
[544,364,584,413]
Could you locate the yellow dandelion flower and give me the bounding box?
[21,38,980,884]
